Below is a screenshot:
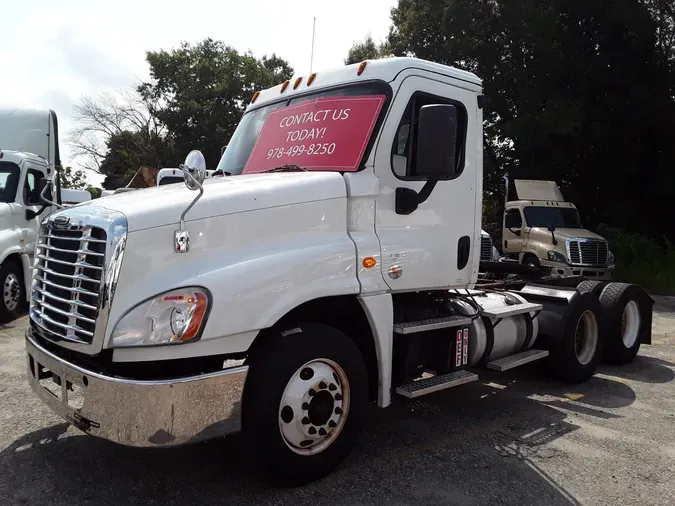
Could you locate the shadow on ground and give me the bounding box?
[1,365,638,506]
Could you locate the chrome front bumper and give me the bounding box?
[543,261,615,281]
[25,329,248,447]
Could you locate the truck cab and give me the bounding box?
[501,178,615,280]
[0,107,62,321]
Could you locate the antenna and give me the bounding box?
[310,17,316,73]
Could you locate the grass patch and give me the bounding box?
[598,224,675,295]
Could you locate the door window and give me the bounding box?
[23,169,43,205]
[504,209,523,229]
[390,91,467,180]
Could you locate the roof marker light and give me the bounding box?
[307,73,317,86]
[357,61,368,76]
[251,91,260,103]
[293,77,302,89]
[280,80,290,93]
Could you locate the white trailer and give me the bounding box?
[24,58,653,485]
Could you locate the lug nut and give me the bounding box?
[302,402,310,410]
[335,407,343,415]
[302,417,310,425]
[335,393,343,401]
[308,426,317,435]
[318,428,327,436]
[319,381,327,389]
[329,420,337,428]
[329,383,337,391]
[308,389,316,397]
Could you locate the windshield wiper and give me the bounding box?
[263,164,308,173]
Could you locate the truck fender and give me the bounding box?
[357,293,393,408]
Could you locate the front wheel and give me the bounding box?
[0,260,24,323]
[242,322,368,485]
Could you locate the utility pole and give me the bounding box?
[310,17,316,73]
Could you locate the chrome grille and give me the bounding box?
[480,236,493,262]
[567,239,609,266]
[31,225,107,343]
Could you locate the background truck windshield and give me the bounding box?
[216,81,389,175]
[524,206,583,229]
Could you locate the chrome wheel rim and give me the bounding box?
[3,273,20,312]
[575,309,599,365]
[621,300,641,348]
[278,358,349,456]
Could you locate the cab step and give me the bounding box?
[395,370,478,398]
[481,302,542,319]
[486,349,549,372]
[393,315,472,335]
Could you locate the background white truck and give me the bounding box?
[24,58,653,485]
[0,107,90,322]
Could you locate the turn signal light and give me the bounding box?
[362,257,377,269]
[357,61,367,76]
[307,73,317,86]
[251,91,260,103]
[293,77,302,89]
[280,80,290,93]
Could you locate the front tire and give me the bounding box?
[0,260,24,323]
[242,322,368,485]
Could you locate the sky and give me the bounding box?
[0,0,396,186]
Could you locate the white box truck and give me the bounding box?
[24,58,653,485]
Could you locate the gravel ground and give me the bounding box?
[1,298,674,505]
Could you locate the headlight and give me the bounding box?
[492,246,500,261]
[111,287,210,347]
[608,251,615,264]
[547,250,567,263]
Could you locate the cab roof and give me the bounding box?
[248,57,482,110]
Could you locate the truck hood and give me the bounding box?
[90,172,347,232]
[529,227,606,242]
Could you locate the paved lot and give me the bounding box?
[1,300,674,505]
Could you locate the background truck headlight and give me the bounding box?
[608,250,615,265]
[111,287,210,347]
[547,250,567,263]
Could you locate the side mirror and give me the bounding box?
[415,104,458,178]
[548,226,556,232]
[39,177,52,204]
[181,150,207,191]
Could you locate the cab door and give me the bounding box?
[19,164,49,255]
[373,74,480,291]
[502,207,526,256]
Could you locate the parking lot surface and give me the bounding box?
[1,298,674,505]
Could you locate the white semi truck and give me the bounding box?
[24,58,653,485]
[0,107,90,322]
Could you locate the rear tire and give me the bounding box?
[599,283,644,365]
[576,280,607,297]
[549,292,602,383]
[0,260,24,324]
[242,322,368,486]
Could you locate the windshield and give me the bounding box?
[158,176,184,186]
[0,162,20,203]
[524,206,583,228]
[216,81,390,175]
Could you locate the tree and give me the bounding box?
[386,0,675,239]
[138,38,294,167]
[58,166,88,190]
[69,89,174,189]
[345,34,392,64]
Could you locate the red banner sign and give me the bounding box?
[243,95,385,174]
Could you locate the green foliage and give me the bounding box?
[99,131,174,190]
[86,185,102,199]
[386,0,675,242]
[138,38,293,168]
[345,35,391,64]
[598,224,675,294]
[58,166,88,190]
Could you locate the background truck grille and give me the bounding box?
[480,236,493,262]
[31,226,107,343]
[568,240,608,266]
